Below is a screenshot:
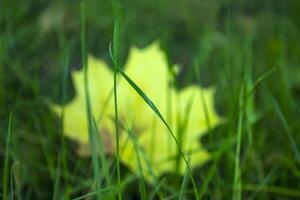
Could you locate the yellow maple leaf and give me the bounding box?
[52,42,222,181]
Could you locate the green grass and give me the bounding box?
[2,113,12,200]
[1,0,300,199]
[112,1,122,199]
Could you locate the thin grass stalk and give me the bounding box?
[111,1,122,199]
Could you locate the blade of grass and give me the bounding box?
[111,1,122,199]
[196,73,212,135]
[10,161,13,199]
[193,40,214,136]
[271,96,300,165]
[228,67,276,126]
[2,112,13,200]
[179,160,190,200]
[122,123,165,199]
[175,95,193,174]
[125,126,148,200]
[199,139,233,199]
[11,162,21,200]
[80,3,101,199]
[149,178,166,200]
[245,67,276,100]
[233,84,244,200]
[248,165,279,200]
[72,186,115,200]
[53,156,61,200]
[32,114,56,180]
[59,39,72,199]
[91,116,112,186]
[242,184,300,198]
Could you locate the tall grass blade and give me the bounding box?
[199,142,231,199]
[80,3,101,199]
[179,162,189,200]
[59,39,72,199]
[11,162,22,200]
[245,67,276,100]
[2,112,13,200]
[53,156,61,200]
[248,165,278,200]
[233,85,244,200]
[271,97,300,165]
[91,117,112,186]
[111,1,122,199]
[125,127,148,200]
[149,178,166,200]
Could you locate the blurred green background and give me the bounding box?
[1,0,300,199]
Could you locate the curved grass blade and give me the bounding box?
[271,96,300,165]
[109,45,200,199]
[72,186,114,200]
